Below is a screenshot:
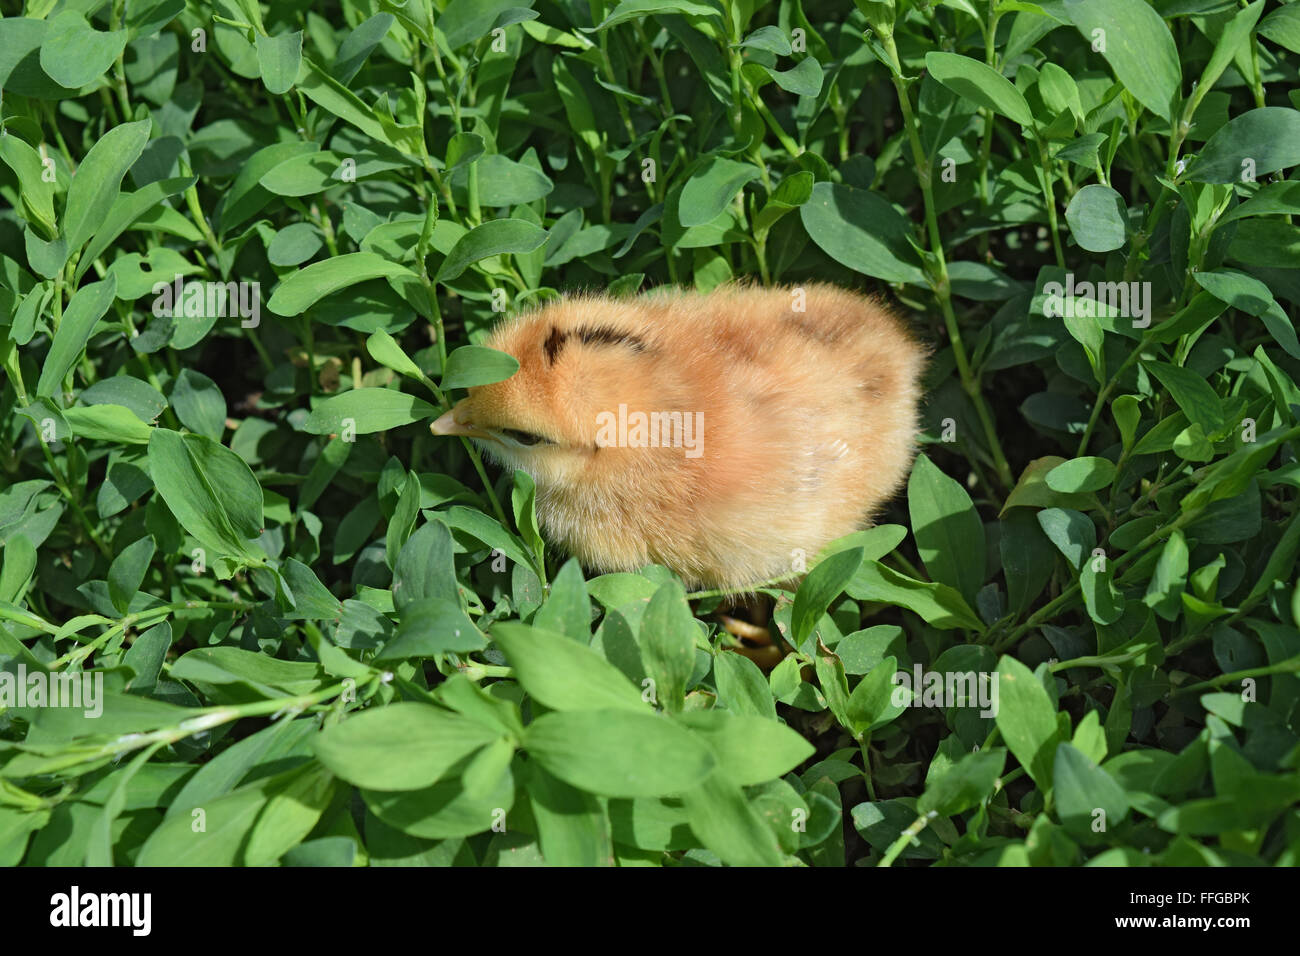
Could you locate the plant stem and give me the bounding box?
[879,811,936,867]
[878,28,1014,492]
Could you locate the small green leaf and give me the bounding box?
[1144,361,1225,432]
[301,388,439,435]
[435,219,548,282]
[917,748,1006,817]
[268,252,418,316]
[679,157,760,228]
[908,454,985,603]
[800,182,926,284]
[107,536,155,614]
[995,656,1061,789]
[37,276,118,398]
[924,51,1034,126]
[1053,742,1129,839]
[440,345,520,390]
[1064,184,1126,252]
[313,702,501,790]
[1064,0,1181,121]
[1045,457,1116,494]
[39,11,126,90]
[523,709,714,798]
[792,547,864,645]
[256,31,303,95]
[492,622,647,712]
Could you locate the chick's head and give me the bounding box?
[430,297,679,490]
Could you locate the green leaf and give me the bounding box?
[62,404,153,445]
[362,764,515,840]
[379,597,486,657]
[638,581,697,713]
[800,182,926,284]
[1053,742,1129,839]
[524,709,715,797]
[753,171,814,234]
[256,31,303,95]
[751,57,824,97]
[712,651,777,720]
[313,702,501,790]
[1064,0,1181,120]
[492,622,647,712]
[435,219,548,282]
[846,561,984,631]
[679,158,760,228]
[36,276,117,398]
[1080,554,1125,625]
[170,647,325,698]
[267,222,324,265]
[81,376,167,424]
[675,711,814,785]
[366,329,429,383]
[1144,361,1225,432]
[1195,2,1265,103]
[917,747,1005,817]
[137,769,282,865]
[994,656,1061,789]
[296,55,422,156]
[170,369,226,441]
[1258,3,1300,54]
[679,770,784,865]
[280,558,344,620]
[38,11,126,90]
[592,0,720,31]
[391,520,458,612]
[1194,270,1299,360]
[527,763,612,867]
[1186,108,1300,184]
[107,536,155,614]
[468,155,554,207]
[846,655,909,734]
[907,453,985,603]
[1143,529,1188,621]
[1064,184,1126,252]
[440,345,520,390]
[62,120,152,256]
[1112,395,1140,450]
[0,133,57,239]
[146,429,264,562]
[533,558,592,641]
[791,547,864,645]
[924,52,1034,126]
[739,25,792,55]
[1045,456,1115,493]
[244,761,336,866]
[301,388,438,435]
[268,252,418,316]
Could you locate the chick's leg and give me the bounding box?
[717,594,782,669]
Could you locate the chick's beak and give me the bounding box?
[430,400,491,440]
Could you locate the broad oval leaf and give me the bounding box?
[800,182,925,284]
[435,218,548,282]
[267,252,418,316]
[313,702,501,790]
[301,388,439,435]
[524,709,715,797]
[924,51,1034,127]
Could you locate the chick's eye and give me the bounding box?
[501,428,547,446]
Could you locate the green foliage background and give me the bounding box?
[2,0,1300,867]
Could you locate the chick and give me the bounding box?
[431,283,926,599]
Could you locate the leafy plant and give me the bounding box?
[1,0,1299,867]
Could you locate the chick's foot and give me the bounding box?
[716,594,782,669]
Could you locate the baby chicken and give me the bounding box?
[431,283,926,603]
